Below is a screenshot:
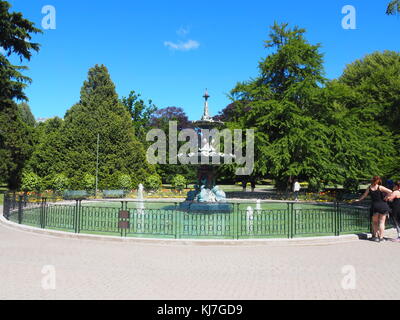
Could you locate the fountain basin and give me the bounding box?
[178,201,232,214]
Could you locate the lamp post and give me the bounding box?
[95,133,99,198]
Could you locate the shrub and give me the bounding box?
[51,173,69,192]
[69,175,86,190]
[343,177,359,193]
[131,168,152,189]
[144,174,162,192]
[99,172,120,190]
[21,172,41,192]
[83,173,96,191]
[172,174,187,192]
[308,178,323,192]
[118,174,132,190]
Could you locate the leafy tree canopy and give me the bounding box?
[339,51,400,134]
[27,65,155,190]
[18,102,36,127]
[387,0,400,15]
[226,23,397,190]
[121,91,157,140]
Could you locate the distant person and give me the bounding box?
[385,181,400,242]
[242,179,247,192]
[386,179,394,191]
[293,179,301,201]
[355,176,392,243]
[250,180,256,193]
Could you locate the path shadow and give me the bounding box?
[356,233,370,241]
[356,232,400,242]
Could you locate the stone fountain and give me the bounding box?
[178,90,233,213]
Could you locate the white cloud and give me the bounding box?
[164,39,200,52]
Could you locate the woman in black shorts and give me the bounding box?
[385,181,400,242]
[355,176,392,242]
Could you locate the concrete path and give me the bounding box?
[1,206,400,300]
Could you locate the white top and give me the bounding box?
[293,182,301,192]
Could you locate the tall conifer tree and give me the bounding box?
[0,1,41,189]
[61,65,152,189]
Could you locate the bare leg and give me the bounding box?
[372,214,379,238]
[392,215,400,238]
[378,214,387,240]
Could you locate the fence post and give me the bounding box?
[179,206,184,239]
[232,204,236,240]
[23,193,27,207]
[3,193,9,219]
[338,201,342,236]
[119,201,129,237]
[74,200,79,233]
[289,202,294,239]
[40,197,46,228]
[174,202,179,239]
[120,201,124,237]
[18,195,23,224]
[235,203,240,240]
[334,201,339,236]
[12,192,16,210]
[39,197,43,228]
[43,198,48,229]
[43,198,47,228]
[333,201,336,236]
[125,201,129,238]
[287,203,290,239]
[78,200,82,234]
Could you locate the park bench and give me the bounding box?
[102,190,126,199]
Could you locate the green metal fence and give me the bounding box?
[3,195,373,240]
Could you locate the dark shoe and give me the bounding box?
[371,237,380,242]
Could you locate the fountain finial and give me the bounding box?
[202,89,211,121]
[203,89,210,100]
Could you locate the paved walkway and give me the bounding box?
[1,206,400,299]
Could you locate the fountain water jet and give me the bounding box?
[136,184,145,214]
[256,199,261,212]
[246,206,254,233]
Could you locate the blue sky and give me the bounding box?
[6,0,400,121]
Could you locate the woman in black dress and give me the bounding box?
[385,180,400,242]
[355,176,392,242]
